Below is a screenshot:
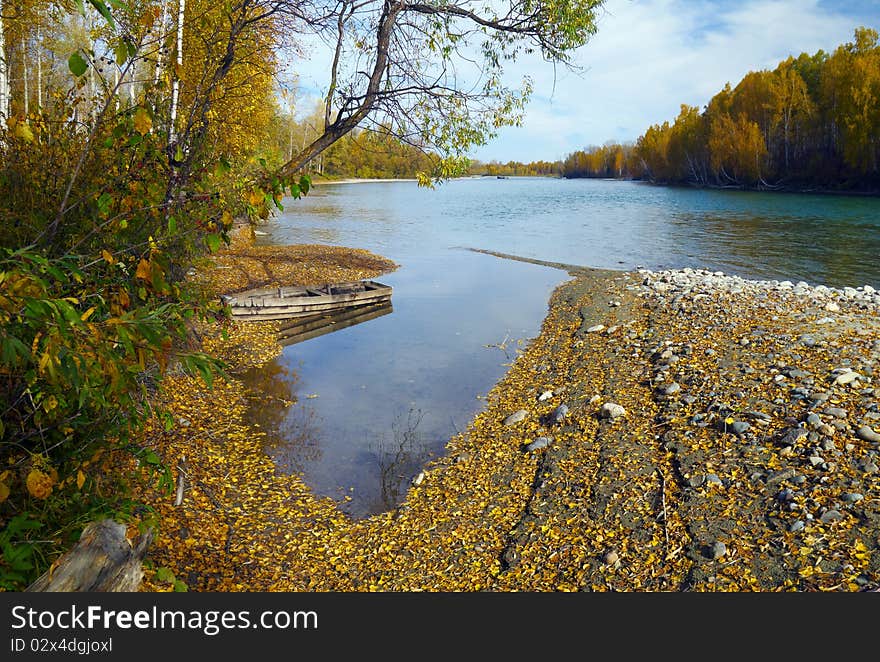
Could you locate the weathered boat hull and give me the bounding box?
[222,280,392,321]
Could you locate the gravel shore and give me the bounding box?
[140,244,880,591]
[487,265,880,590]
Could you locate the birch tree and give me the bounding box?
[0,0,9,125]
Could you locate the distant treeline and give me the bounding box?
[466,159,562,177]
[562,27,880,191]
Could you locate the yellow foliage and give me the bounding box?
[133,108,153,135]
[14,121,35,143]
[26,469,54,499]
[136,259,152,281]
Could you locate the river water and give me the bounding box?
[248,177,880,518]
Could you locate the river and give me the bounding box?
[247,177,880,518]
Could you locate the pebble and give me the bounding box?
[789,520,806,532]
[603,550,619,565]
[551,404,569,424]
[660,382,681,396]
[538,390,554,402]
[766,468,797,486]
[819,509,844,524]
[731,421,750,435]
[780,428,809,445]
[599,403,627,419]
[800,335,817,347]
[503,409,528,426]
[823,407,848,419]
[841,492,863,503]
[586,324,605,333]
[412,472,425,486]
[856,426,880,443]
[525,437,552,452]
[806,413,822,427]
[833,371,861,386]
[707,541,727,560]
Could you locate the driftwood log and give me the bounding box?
[27,519,153,592]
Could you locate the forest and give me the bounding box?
[562,27,880,191]
[0,0,606,589]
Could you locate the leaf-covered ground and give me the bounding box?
[135,233,880,592]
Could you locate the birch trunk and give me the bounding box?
[21,36,28,116]
[154,2,168,86]
[168,0,185,145]
[0,0,9,125]
[35,27,41,109]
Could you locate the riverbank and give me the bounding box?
[135,230,880,591]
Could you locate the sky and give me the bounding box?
[287,0,878,164]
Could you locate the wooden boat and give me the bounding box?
[222,280,392,321]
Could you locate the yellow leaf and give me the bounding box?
[132,108,153,135]
[81,306,96,322]
[101,249,115,264]
[136,258,151,280]
[76,470,86,490]
[26,470,53,499]
[0,481,9,504]
[38,351,51,373]
[14,122,34,143]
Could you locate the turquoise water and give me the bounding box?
[249,177,880,518]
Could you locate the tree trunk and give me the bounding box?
[22,36,28,116]
[27,519,153,592]
[168,0,185,145]
[35,27,41,109]
[0,1,9,125]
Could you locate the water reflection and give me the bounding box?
[278,302,393,347]
[242,361,324,474]
[246,178,879,519]
[363,408,434,515]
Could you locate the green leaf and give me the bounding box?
[167,216,177,234]
[143,451,161,466]
[205,233,221,253]
[299,175,311,195]
[88,0,115,26]
[173,580,188,592]
[155,566,174,582]
[96,192,113,216]
[68,52,89,77]
[114,40,128,66]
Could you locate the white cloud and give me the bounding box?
[474,0,874,162]
[279,0,875,163]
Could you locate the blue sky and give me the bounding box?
[288,0,877,164]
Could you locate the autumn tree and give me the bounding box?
[273,0,607,185]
